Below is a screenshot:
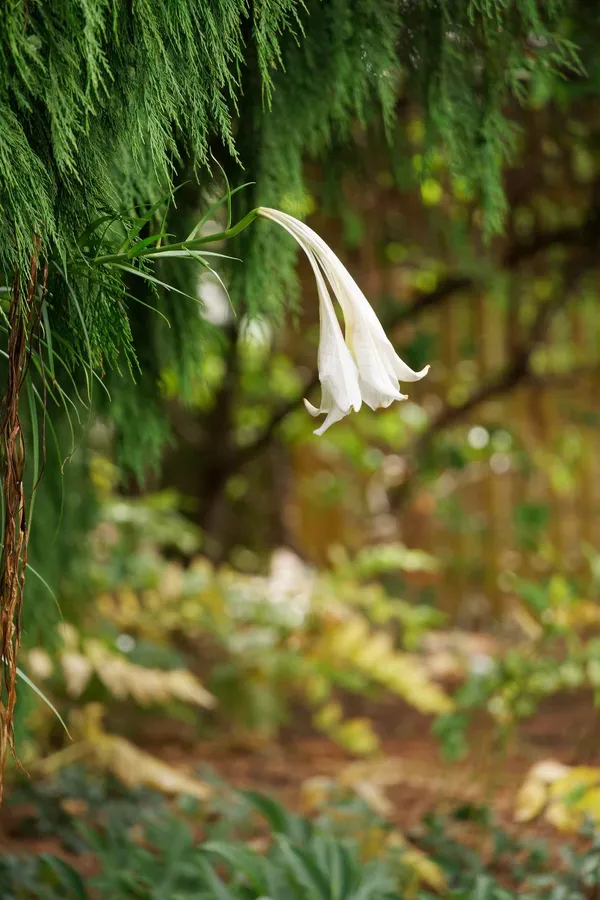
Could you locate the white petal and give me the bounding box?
[257,208,429,428]
[346,322,404,407]
[303,398,320,417]
[309,230,430,395]
[313,404,348,435]
[386,351,430,383]
[260,209,361,428]
[359,381,408,412]
[269,211,428,379]
[306,257,361,418]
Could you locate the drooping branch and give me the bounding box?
[234,371,320,468]
[389,247,600,512]
[398,216,600,325]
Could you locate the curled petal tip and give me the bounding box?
[313,405,347,435]
[303,398,320,417]
[395,361,430,383]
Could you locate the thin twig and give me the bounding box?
[390,247,600,511]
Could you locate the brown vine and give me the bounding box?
[0,242,45,795]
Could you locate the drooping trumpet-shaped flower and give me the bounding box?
[257,207,429,434]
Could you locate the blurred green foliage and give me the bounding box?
[20,477,451,767]
[6,768,600,899]
[435,560,600,762]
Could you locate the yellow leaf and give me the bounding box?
[116,589,140,622]
[102,735,211,801]
[300,776,333,814]
[339,758,404,789]
[72,702,106,740]
[383,659,453,714]
[304,674,331,705]
[330,616,370,658]
[58,622,79,651]
[516,763,600,833]
[387,831,447,892]
[514,777,547,823]
[79,641,216,709]
[546,800,584,833]
[163,669,216,709]
[529,760,571,783]
[353,781,394,817]
[548,766,600,801]
[354,632,394,670]
[361,825,390,859]
[333,718,379,756]
[26,648,54,681]
[575,787,600,822]
[41,706,211,802]
[61,652,93,697]
[337,759,408,816]
[159,563,185,601]
[313,701,343,731]
[510,605,543,639]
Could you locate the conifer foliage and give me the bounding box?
[0,0,587,785]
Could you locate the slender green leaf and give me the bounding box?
[128,233,173,258]
[276,837,331,900]
[113,264,203,306]
[197,858,232,900]
[26,379,40,520]
[204,842,267,893]
[186,183,255,241]
[41,302,56,379]
[15,665,70,737]
[39,855,87,900]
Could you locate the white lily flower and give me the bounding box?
[258,207,429,434]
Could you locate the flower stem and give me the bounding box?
[91,209,259,267]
